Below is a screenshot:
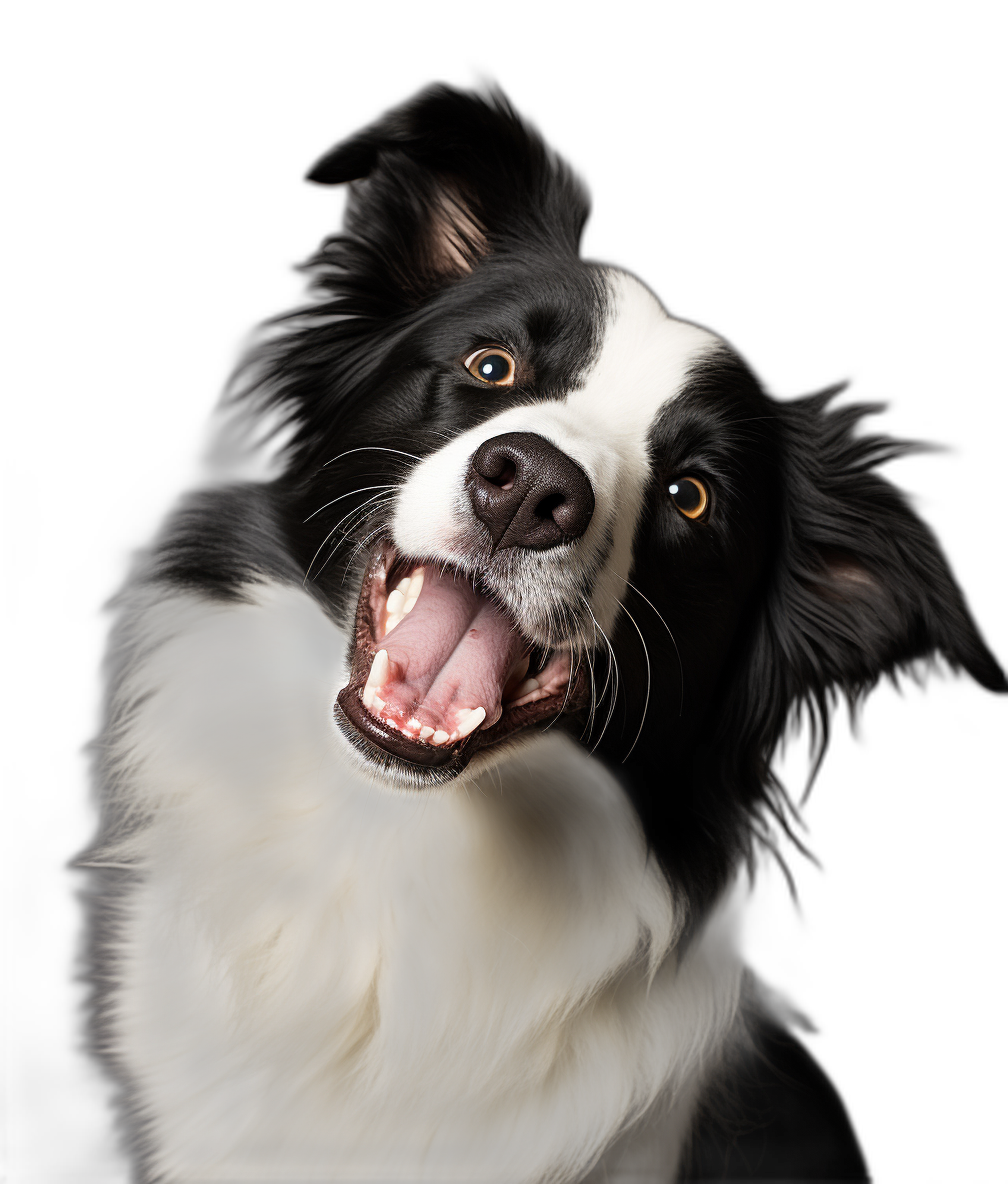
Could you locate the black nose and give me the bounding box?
[465,432,595,550]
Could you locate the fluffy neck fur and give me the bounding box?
[96,579,741,1181]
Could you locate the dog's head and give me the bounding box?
[237,86,1004,906]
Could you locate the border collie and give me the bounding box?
[81,86,1006,1182]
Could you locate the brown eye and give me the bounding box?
[465,346,516,386]
[668,476,708,520]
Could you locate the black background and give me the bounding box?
[13,32,999,1184]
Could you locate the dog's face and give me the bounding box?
[243,87,1003,904]
[324,266,775,789]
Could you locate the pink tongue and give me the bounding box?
[372,567,527,738]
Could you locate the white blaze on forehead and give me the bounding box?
[391,268,720,634]
[571,270,719,448]
[566,271,720,630]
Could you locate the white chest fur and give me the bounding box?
[100,581,741,1181]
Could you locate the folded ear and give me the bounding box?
[768,388,1006,706]
[305,85,590,304]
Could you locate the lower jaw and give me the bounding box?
[334,695,546,788]
[334,694,475,787]
[335,675,580,785]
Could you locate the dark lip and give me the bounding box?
[334,540,589,780]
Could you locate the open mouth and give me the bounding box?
[335,542,587,782]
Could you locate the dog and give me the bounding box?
[80,86,1006,1182]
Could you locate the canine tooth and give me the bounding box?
[406,569,424,600]
[385,589,406,617]
[383,613,402,636]
[372,695,385,713]
[362,687,376,709]
[513,677,540,698]
[456,707,486,738]
[402,596,418,615]
[419,726,435,741]
[365,649,389,691]
[396,576,411,594]
[431,730,450,746]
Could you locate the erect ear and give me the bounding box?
[304,85,590,303]
[765,388,1006,720]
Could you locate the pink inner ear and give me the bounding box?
[827,553,877,590]
[816,547,882,603]
[427,184,488,278]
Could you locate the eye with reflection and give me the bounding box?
[465,346,516,386]
[667,476,708,520]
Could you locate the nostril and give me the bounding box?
[551,490,593,538]
[472,446,518,490]
[535,491,564,521]
[495,460,517,491]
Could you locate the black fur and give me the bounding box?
[605,361,1006,924]
[84,84,1005,1180]
[230,87,1003,1170]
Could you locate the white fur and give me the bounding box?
[98,274,738,1179]
[102,578,743,1181]
[392,271,719,639]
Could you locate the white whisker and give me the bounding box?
[315,502,393,584]
[303,485,398,523]
[340,522,392,577]
[614,599,650,762]
[303,491,396,584]
[574,624,599,741]
[624,577,685,717]
[319,446,421,470]
[581,596,620,750]
[328,489,397,539]
[304,522,344,585]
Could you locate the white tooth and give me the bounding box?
[407,568,424,599]
[456,707,486,738]
[510,654,531,682]
[487,704,503,727]
[396,576,411,594]
[402,596,418,615]
[372,695,385,713]
[407,717,422,732]
[383,613,402,636]
[431,730,450,746]
[362,687,376,709]
[365,649,389,690]
[513,677,540,699]
[385,589,406,617]
[419,726,435,740]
